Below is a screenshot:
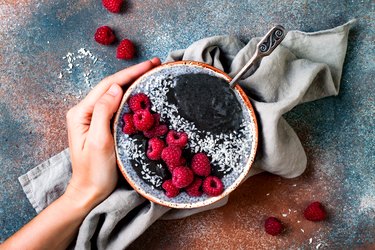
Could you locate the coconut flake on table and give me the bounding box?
[60,48,102,94]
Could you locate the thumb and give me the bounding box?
[87,84,123,148]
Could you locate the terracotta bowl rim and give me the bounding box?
[113,60,258,209]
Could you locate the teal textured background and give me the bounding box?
[0,0,374,247]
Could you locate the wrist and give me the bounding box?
[63,183,102,214]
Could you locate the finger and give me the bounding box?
[106,57,161,87]
[66,105,90,151]
[81,57,161,110]
[86,84,123,151]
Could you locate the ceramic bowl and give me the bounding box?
[113,61,258,209]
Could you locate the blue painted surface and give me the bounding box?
[1,0,374,247]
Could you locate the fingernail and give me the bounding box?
[150,57,160,66]
[107,84,119,96]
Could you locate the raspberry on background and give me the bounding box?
[94,26,116,45]
[117,39,136,60]
[304,201,327,221]
[264,217,283,236]
[102,0,123,13]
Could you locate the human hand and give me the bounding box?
[1,58,162,250]
[64,58,161,208]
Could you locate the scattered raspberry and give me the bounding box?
[166,130,188,148]
[264,217,283,236]
[143,124,168,138]
[202,176,224,196]
[117,39,135,60]
[185,178,203,197]
[122,113,136,135]
[172,166,194,188]
[102,0,123,13]
[133,110,154,131]
[146,138,165,160]
[162,180,180,198]
[304,202,327,221]
[94,26,116,45]
[128,93,151,112]
[191,153,211,177]
[161,146,182,166]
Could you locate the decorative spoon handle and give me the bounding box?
[229,25,287,88]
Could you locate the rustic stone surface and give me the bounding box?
[1,0,374,248]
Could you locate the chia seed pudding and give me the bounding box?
[115,62,257,208]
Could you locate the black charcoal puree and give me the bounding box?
[169,74,243,133]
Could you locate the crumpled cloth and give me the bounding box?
[18,20,355,249]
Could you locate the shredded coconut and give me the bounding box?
[60,48,100,91]
[145,74,253,176]
[116,65,256,203]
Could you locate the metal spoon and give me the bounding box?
[229,25,287,88]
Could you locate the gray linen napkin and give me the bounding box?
[18,20,355,249]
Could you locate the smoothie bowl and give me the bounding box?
[113,61,258,209]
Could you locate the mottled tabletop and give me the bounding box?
[1,0,374,249]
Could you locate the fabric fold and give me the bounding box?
[18,20,355,249]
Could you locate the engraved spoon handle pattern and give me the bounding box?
[229,25,287,88]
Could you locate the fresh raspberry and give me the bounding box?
[202,176,224,196]
[304,202,327,221]
[185,178,203,197]
[172,166,194,188]
[161,146,182,166]
[128,93,151,112]
[264,217,283,236]
[146,138,165,160]
[155,125,168,136]
[102,0,123,13]
[166,130,188,148]
[191,153,211,177]
[133,110,154,131]
[122,113,136,135]
[167,157,186,173]
[166,164,181,175]
[94,26,116,45]
[117,39,135,60]
[162,179,180,198]
[143,113,168,138]
[143,124,168,138]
